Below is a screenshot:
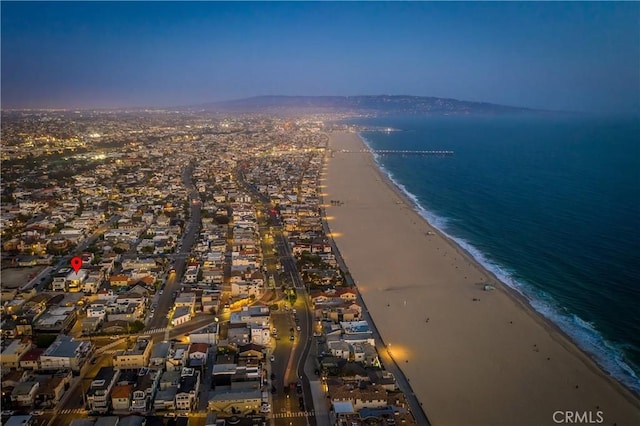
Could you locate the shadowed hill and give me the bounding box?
[190,95,540,115]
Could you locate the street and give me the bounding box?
[147,162,201,331]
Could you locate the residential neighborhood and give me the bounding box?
[2,111,418,426]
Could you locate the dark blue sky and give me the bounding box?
[2,1,639,112]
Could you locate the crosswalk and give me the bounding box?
[145,327,167,334]
[59,408,88,415]
[271,411,315,419]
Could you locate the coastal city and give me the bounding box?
[4,1,640,425]
[0,110,421,426]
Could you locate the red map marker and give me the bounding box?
[70,256,83,274]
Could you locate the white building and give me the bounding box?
[171,306,191,327]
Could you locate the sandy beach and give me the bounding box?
[323,131,640,426]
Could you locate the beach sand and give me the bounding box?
[323,131,640,426]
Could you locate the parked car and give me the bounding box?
[270,355,275,362]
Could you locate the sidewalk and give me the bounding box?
[304,336,330,426]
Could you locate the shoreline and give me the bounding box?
[356,131,640,399]
[324,131,640,425]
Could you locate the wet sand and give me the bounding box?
[323,131,640,425]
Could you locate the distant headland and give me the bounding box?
[189,95,543,115]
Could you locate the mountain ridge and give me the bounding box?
[189,94,542,115]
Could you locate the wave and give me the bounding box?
[358,132,640,395]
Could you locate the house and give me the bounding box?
[184,264,199,283]
[329,381,388,411]
[336,288,357,302]
[175,368,200,411]
[83,277,101,294]
[207,388,262,415]
[112,336,152,369]
[174,292,196,313]
[187,343,208,368]
[171,306,191,327]
[130,368,160,413]
[51,268,72,292]
[211,354,237,387]
[153,386,177,411]
[35,373,71,408]
[111,384,132,411]
[33,306,77,333]
[329,341,351,360]
[166,345,189,372]
[249,323,270,346]
[330,401,357,425]
[235,305,269,327]
[149,341,171,368]
[19,348,44,370]
[87,367,120,414]
[327,306,361,323]
[237,343,264,360]
[1,369,29,391]
[82,316,103,334]
[1,338,34,369]
[368,371,397,392]
[87,304,107,320]
[159,370,181,390]
[11,381,39,407]
[39,335,93,372]
[230,280,263,298]
[187,323,218,345]
[235,358,262,383]
[309,291,332,305]
[66,269,88,293]
[227,323,250,346]
[1,318,19,339]
[109,274,131,288]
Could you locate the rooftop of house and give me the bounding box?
[111,384,132,399]
[42,335,87,358]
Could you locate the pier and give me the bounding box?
[337,149,454,156]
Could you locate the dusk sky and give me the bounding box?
[2,1,639,113]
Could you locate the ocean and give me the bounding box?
[347,113,640,394]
